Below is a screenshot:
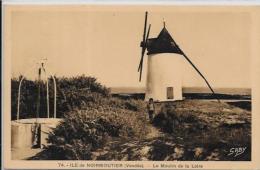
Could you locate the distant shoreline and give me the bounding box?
[110,87,251,96]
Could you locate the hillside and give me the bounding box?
[11,76,251,161]
[29,100,251,161]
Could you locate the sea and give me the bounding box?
[110,87,251,96]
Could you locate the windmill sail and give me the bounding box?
[166,33,220,101]
[176,46,220,102]
[138,11,148,72]
[139,24,151,81]
[138,12,151,82]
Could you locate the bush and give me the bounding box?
[106,98,146,112]
[11,77,39,119]
[11,75,110,120]
[12,75,150,160]
[45,102,148,160]
[153,103,201,133]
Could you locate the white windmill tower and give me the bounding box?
[138,12,218,102]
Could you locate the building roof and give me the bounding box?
[145,27,183,55]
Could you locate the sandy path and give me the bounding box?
[145,124,163,139]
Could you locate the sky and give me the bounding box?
[9,6,252,88]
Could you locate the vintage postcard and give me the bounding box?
[2,1,260,169]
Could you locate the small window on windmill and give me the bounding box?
[167,87,174,99]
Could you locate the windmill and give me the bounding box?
[138,11,219,102]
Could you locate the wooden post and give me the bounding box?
[17,76,25,120]
[42,63,50,118]
[52,76,57,118]
[46,77,50,118]
[36,67,41,119]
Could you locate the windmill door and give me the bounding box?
[167,87,174,99]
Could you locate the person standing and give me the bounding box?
[147,98,155,122]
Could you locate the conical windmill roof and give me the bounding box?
[146,27,183,55]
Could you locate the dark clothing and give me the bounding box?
[148,110,154,121]
[147,102,155,122]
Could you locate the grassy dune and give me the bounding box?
[30,99,251,161]
[12,76,251,161]
[152,100,251,161]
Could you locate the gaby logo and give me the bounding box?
[228,147,247,157]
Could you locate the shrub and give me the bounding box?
[11,75,110,120]
[45,103,148,160]
[106,98,146,112]
[12,75,150,160]
[11,77,43,119]
[153,103,200,133]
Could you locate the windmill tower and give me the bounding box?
[138,12,218,102]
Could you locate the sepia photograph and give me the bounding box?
[2,2,260,169]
